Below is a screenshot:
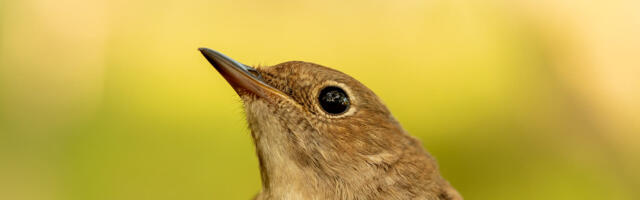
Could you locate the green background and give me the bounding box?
[1,0,638,199]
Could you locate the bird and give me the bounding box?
[199,48,462,200]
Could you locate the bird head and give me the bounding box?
[199,48,460,199]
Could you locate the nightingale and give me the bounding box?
[199,48,462,200]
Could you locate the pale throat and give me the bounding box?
[244,99,320,198]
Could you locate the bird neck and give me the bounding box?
[252,132,439,199]
[253,131,321,199]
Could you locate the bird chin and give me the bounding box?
[240,96,307,177]
[240,96,280,141]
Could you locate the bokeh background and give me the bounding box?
[1,0,639,199]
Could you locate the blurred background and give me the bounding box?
[1,0,639,199]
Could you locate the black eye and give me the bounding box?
[318,86,350,114]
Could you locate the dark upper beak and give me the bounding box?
[198,48,284,98]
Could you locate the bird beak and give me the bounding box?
[199,48,285,99]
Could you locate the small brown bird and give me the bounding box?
[199,48,462,200]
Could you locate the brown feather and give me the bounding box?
[233,61,462,200]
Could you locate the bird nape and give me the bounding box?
[199,48,462,200]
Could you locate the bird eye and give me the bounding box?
[318,86,350,115]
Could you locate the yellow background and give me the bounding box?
[1,0,638,199]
